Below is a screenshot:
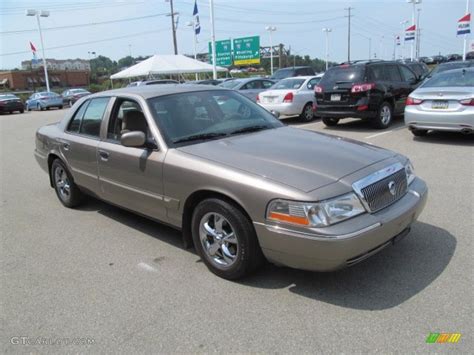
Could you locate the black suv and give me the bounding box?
[271,66,315,80]
[314,60,420,129]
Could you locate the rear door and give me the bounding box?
[385,64,405,114]
[398,64,419,111]
[60,97,111,195]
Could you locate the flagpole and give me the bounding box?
[463,0,470,61]
[194,27,198,81]
[209,0,217,80]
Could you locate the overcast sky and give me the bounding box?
[0,0,471,69]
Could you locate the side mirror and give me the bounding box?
[121,131,146,147]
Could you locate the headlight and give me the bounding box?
[267,193,366,228]
[405,160,415,185]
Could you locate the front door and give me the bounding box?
[97,98,168,222]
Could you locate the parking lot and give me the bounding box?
[1,109,472,353]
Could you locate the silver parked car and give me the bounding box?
[34,85,427,279]
[218,78,275,102]
[257,75,323,121]
[405,68,474,136]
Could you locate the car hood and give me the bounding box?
[177,127,395,192]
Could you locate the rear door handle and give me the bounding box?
[98,150,110,161]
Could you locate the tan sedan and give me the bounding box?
[34,85,428,279]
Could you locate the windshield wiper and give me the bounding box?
[229,125,271,135]
[173,132,228,144]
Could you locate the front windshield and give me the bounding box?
[218,80,241,89]
[71,89,88,93]
[147,90,284,146]
[272,78,305,90]
[422,69,474,87]
[0,95,17,100]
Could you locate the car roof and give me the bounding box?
[95,84,228,99]
[439,67,474,74]
[438,60,474,66]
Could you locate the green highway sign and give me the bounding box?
[208,39,232,67]
[233,36,260,66]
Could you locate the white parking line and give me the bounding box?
[137,262,157,272]
[365,126,405,139]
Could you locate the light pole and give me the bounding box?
[322,28,332,70]
[265,26,277,75]
[26,9,50,92]
[400,20,409,60]
[186,21,199,81]
[407,0,422,60]
[209,0,217,79]
[463,0,470,61]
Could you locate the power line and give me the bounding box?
[0,13,169,35]
[0,28,169,57]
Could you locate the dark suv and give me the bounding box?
[315,60,420,129]
[271,66,315,80]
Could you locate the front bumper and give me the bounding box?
[254,178,428,272]
[405,106,474,133]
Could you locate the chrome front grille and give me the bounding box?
[352,162,408,213]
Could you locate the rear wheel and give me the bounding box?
[51,159,84,208]
[191,198,264,280]
[322,117,340,127]
[411,129,428,137]
[300,103,314,122]
[372,102,393,129]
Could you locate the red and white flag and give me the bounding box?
[405,25,416,42]
[457,13,471,35]
[29,41,38,63]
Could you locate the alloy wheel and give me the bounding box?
[54,166,71,201]
[199,212,239,268]
[380,105,391,125]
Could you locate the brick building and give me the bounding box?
[0,69,89,90]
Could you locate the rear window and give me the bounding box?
[272,68,295,80]
[422,69,474,87]
[319,65,365,87]
[272,78,305,90]
[430,62,470,77]
[219,80,242,89]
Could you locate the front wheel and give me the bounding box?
[322,117,340,126]
[191,198,264,280]
[372,102,393,129]
[300,103,314,122]
[51,159,84,208]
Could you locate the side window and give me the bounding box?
[386,65,403,82]
[400,65,417,82]
[67,101,89,133]
[79,97,110,138]
[107,99,145,142]
[262,80,274,89]
[241,80,261,90]
[307,78,320,90]
[370,65,386,81]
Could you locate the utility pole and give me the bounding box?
[168,0,178,54]
[26,9,50,92]
[265,26,277,76]
[345,7,353,62]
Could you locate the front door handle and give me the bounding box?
[98,150,110,161]
[63,142,70,151]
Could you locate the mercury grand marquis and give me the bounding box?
[34,85,428,279]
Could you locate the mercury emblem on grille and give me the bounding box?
[388,181,396,196]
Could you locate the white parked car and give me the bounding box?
[257,74,323,121]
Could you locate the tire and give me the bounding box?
[300,103,314,122]
[191,198,264,280]
[58,106,63,109]
[51,159,84,208]
[37,103,42,111]
[411,129,428,137]
[372,102,393,129]
[20,109,24,113]
[322,117,340,126]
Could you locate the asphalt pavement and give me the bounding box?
[1,109,473,353]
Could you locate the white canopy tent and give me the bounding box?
[110,54,227,80]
